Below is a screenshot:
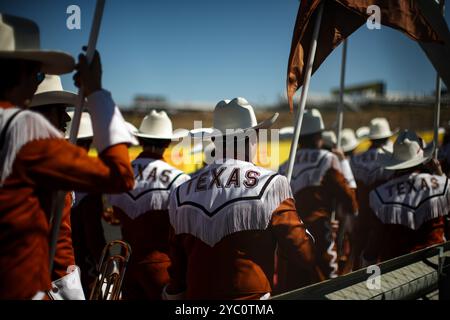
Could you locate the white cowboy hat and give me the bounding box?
[340,128,360,153]
[279,126,294,140]
[207,97,278,139]
[0,14,74,74]
[135,110,186,140]
[30,75,78,107]
[322,130,337,149]
[300,108,325,136]
[368,117,395,140]
[65,111,93,140]
[379,130,433,170]
[356,126,370,139]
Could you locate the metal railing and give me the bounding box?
[272,241,450,300]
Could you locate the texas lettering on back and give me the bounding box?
[370,173,450,230]
[169,159,293,247]
[279,149,341,193]
[108,158,190,219]
[351,148,393,186]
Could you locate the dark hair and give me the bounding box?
[139,137,171,150]
[299,132,322,149]
[370,137,389,146]
[214,135,253,162]
[76,138,93,151]
[443,127,450,146]
[0,59,41,99]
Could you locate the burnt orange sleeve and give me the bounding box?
[324,168,358,215]
[166,226,187,295]
[413,217,446,251]
[14,139,134,194]
[271,198,316,270]
[52,192,75,280]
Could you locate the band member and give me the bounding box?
[350,117,395,270]
[0,14,136,299]
[164,98,317,300]
[363,130,447,263]
[340,128,360,159]
[108,110,190,299]
[63,111,108,295]
[278,109,358,283]
[29,75,83,298]
[68,112,137,295]
[335,128,360,274]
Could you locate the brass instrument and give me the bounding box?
[89,240,132,300]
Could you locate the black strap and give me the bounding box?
[0,110,23,152]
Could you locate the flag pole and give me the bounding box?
[330,39,348,224]
[286,3,324,183]
[433,0,445,159]
[336,39,347,149]
[49,0,106,272]
[434,74,442,158]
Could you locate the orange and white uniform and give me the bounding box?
[350,147,393,269]
[165,158,316,300]
[279,149,358,282]
[0,90,136,299]
[365,172,448,262]
[52,192,77,281]
[108,153,190,299]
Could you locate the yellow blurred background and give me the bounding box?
[89,130,441,174]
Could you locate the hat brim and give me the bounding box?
[135,129,189,140]
[206,113,279,139]
[368,129,398,140]
[0,50,75,75]
[300,128,324,137]
[380,145,433,170]
[30,90,78,107]
[342,140,360,153]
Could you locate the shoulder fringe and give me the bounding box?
[108,162,190,219]
[290,151,335,193]
[108,190,171,220]
[0,110,62,185]
[370,188,450,230]
[350,150,393,186]
[169,174,293,247]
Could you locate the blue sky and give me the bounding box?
[1,0,449,107]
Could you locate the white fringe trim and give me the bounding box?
[108,159,190,219]
[280,149,335,194]
[370,175,450,230]
[108,190,171,220]
[169,174,293,247]
[0,109,62,185]
[350,150,393,186]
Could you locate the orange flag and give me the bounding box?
[287,0,442,111]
